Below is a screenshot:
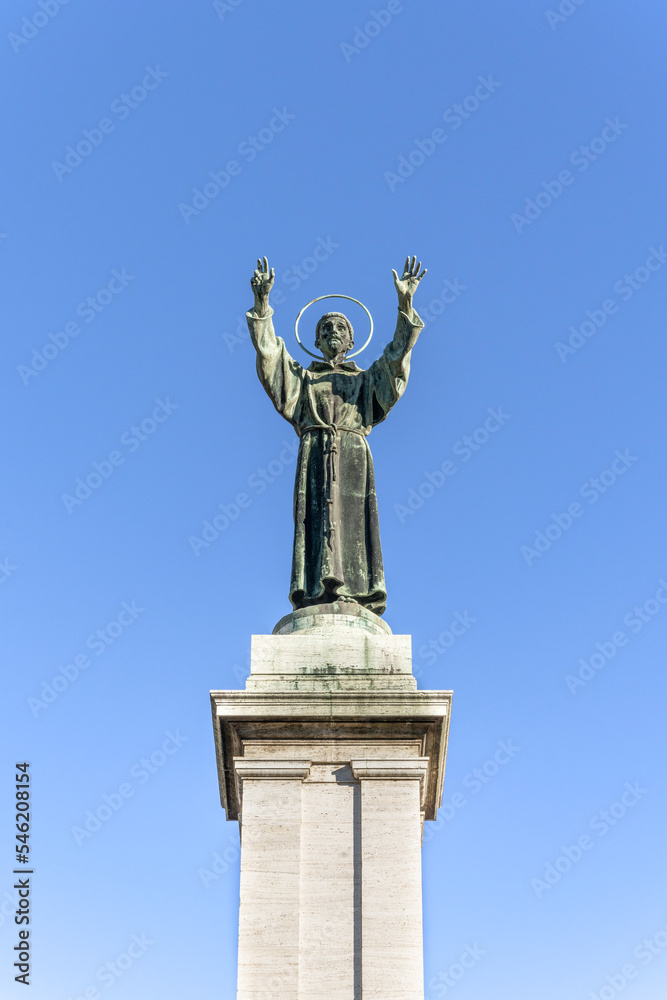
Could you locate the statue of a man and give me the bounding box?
[247,256,426,616]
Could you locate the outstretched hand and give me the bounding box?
[251,256,275,315]
[392,256,427,315]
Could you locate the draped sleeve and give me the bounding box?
[246,307,304,424]
[365,308,425,426]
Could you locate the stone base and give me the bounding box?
[210,611,452,1000]
[249,611,413,693]
[273,602,391,636]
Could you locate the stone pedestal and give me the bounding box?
[210,605,452,1000]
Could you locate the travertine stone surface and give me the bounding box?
[299,776,358,1000]
[247,628,415,693]
[210,612,452,1000]
[243,741,424,762]
[235,764,308,1000]
[352,760,427,1000]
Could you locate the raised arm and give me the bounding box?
[366,256,427,424]
[246,256,302,422]
[384,255,427,360]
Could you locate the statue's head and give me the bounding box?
[315,312,354,361]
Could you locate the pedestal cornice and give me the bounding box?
[210,689,452,822]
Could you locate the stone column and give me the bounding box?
[211,604,452,1000]
[298,762,358,1000]
[352,759,428,1000]
[234,759,311,1000]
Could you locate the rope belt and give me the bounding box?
[299,424,367,483]
[299,425,368,542]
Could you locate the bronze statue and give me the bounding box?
[247,256,426,616]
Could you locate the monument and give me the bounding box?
[210,256,452,1000]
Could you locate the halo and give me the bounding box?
[294,294,374,360]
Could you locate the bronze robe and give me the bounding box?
[247,307,424,615]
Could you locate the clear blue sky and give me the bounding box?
[2,1,666,997]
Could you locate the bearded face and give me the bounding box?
[315,313,354,361]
